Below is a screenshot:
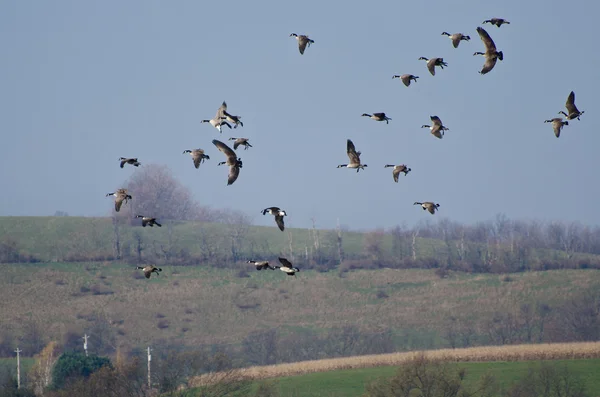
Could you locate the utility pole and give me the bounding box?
[82,334,89,357]
[147,346,152,390]
[15,348,22,389]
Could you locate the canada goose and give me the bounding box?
[221,103,244,128]
[337,139,367,172]
[105,188,132,212]
[392,74,419,87]
[421,116,449,139]
[483,18,510,28]
[414,202,440,215]
[559,91,584,121]
[361,113,392,124]
[544,118,569,138]
[247,260,275,271]
[384,164,411,182]
[183,149,210,169]
[136,265,162,279]
[262,207,287,231]
[135,215,162,227]
[290,33,314,54]
[418,57,448,76]
[441,32,471,48]
[474,27,503,75]
[275,257,300,276]
[201,102,232,133]
[228,137,253,150]
[119,157,141,168]
[212,139,242,186]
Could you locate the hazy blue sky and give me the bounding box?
[1,0,598,231]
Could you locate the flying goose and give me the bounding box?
[201,102,232,133]
[421,116,449,139]
[247,260,275,271]
[418,57,448,76]
[337,139,367,172]
[474,27,503,75]
[384,164,411,182]
[212,139,242,186]
[183,149,210,169]
[483,18,510,28]
[221,103,243,128]
[135,215,162,227]
[559,91,584,121]
[136,265,162,279]
[441,32,471,48]
[228,137,253,150]
[290,33,314,54]
[544,118,569,138]
[414,202,440,215]
[119,157,141,168]
[262,207,287,231]
[106,188,132,212]
[361,113,392,124]
[275,257,300,276]
[392,74,419,87]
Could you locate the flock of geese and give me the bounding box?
[104,19,585,279]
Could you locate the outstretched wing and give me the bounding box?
[212,139,236,161]
[192,151,202,169]
[565,91,579,114]
[216,101,227,119]
[115,195,126,212]
[476,27,496,52]
[278,257,293,268]
[275,215,285,231]
[400,75,411,87]
[452,35,461,48]
[392,168,400,183]
[553,121,562,138]
[144,270,151,279]
[233,140,241,150]
[427,205,436,214]
[480,56,498,75]
[228,164,240,186]
[427,60,436,76]
[298,36,309,54]
[120,159,127,168]
[346,139,361,164]
[430,116,442,126]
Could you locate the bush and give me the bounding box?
[51,352,111,390]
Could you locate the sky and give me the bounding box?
[1,0,598,231]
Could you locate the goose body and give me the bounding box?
[361,113,392,124]
[559,91,584,121]
[213,139,242,185]
[247,260,275,271]
[276,257,300,276]
[441,32,471,48]
[418,57,448,76]
[392,74,419,87]
[105,188,132,212]
[384,164,411,182]
[119,157,141,168]
[183,149,210,169]
[228,137,253,150]
[544,118,569,138]
[414,202,440,215]
[483,18,510,28]
[262,207,287,231]
[201,102,232,133]
[290,33,314,54]
[337,139,367,172]
[135,215,162,227]
[474,27,503,75]
[136,265,162,279]
[421,116,449,139]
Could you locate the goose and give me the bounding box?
[337,139,367,172]
[384,164,411,182]
[136,265,162,279]
[201,102,232,133]
[421,116,449,139]
[290,33,314,54]
[105,188,132,212]
[392,74,419,87]
[559,91,584,121]
[418,57,448,76]
[441,32,471,48]
[361,113,392,124]
[544,118,569,138]
[183,149,210,169]
[212,139,242,186]
[262,207,287,231]
[247,260,275,271]
[228,137,253,150]
[119,157,141,168]
[221,103,244,128]
[474,27,503,75]
[483,18,510,28]
[135,215,162,227]
[275,257,300,277]
[414,202,440,215]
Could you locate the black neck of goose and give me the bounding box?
[338,164,347,168]
[384,164,395,168]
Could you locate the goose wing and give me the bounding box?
[275,215,285,231]
[298,35,309,54]
[426,204,436,214]
[115,195,126,212]
[431,126,443,139]
[427,59,436,76]
[227,163,240,186]
[278,257,293,268]
[400,75,412,87]
[346,139,361,164]
[392,167,400,183]
[480,56,498,75]
[144,269,152,278]
[216,101,227,119]
[373,113,386,119]
[565,91,580,115]
[476,27,496,52]
[191,150,204,169]
[552,120,562,138]
[212,139,236,161]
[452,35,461,48]
[430,116,443,126]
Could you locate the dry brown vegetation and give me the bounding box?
[190,342,600,385]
